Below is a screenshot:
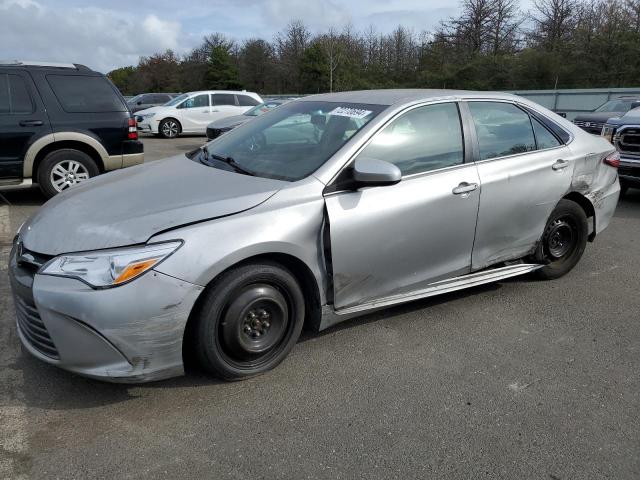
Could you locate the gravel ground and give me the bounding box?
[1,137,639,479]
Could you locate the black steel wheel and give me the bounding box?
[192,262,305,380]
[534,199,588,280]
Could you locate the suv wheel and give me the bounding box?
[38,149,99,198]
[159,118,181,138]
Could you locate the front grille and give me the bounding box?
[616,127,640,155]
[573,120,604,134]
[619,165,640,178]
[14,294,59,359]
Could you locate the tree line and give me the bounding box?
[108,0,640,96]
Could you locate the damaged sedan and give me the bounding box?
[9,90,620,382]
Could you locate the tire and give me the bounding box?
[37,149,99,198]
[158,118,181,138]
[534,199,588,280]
[193,262,305,381]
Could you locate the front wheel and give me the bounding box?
[193,262,305,381]
[534,199,588,280]
[158,118,181,138]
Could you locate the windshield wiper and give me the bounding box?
[200,146,256,176]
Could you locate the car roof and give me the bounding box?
[299,89,521,106]
[184,90,260,96]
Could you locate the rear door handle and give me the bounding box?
[452,182,479,195]
[552,159,569,170]
[19,120,43,127]
[210,109,219,112]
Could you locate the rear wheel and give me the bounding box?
[193,262,305,381]
[159,118,181,138]
[37,149,99,198]
[534,199,588,280]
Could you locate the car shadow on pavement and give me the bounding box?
[0,186,46,207]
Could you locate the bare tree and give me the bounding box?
[531,0,577,50]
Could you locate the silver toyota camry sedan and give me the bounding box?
[9,90,620,383]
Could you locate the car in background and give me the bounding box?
[602,107,640,195]
[206,100,287,140]
[127,93,180,113]
[0,60,143,197]
[573,96,640,134]
[136,90,263,138]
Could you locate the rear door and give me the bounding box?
[467,100,575,269]
[0,69,51,180]
[176,93,212,132]
[325,102,481,310]
[211,93,240,121]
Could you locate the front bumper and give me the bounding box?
[136,119,158,134]
[9,245,204,383]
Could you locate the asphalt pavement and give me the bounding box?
[1,136,639,479]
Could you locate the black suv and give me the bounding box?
[0,61,143,197]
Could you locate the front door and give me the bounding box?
[0,69,51,180]
[325,102,481,310]
[465,101,576,270]
[177,93,212,132]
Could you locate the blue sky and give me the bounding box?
[0,0,534,73]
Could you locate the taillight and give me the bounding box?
[603,151,620,168]
[127,117,138,140]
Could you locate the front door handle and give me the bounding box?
[211,109,219,112]
[552,159,569,170]
[452,182,479,195]
[19,120,43,127]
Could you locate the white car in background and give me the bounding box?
[136,90,263,138]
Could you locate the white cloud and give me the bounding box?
[0,0,186,72]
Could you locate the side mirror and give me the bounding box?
[136,100,143,105]
[631,102,640,109]
[352,158,401,187]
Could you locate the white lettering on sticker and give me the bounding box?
[328,107,372,119]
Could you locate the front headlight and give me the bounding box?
[140,113,156,119]
[602,124,615,143]
[40,241,181,288]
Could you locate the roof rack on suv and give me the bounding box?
[0,60,91,70]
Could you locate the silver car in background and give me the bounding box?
[9,90,620,383]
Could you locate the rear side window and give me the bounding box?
[237,94,259,106]
[0,74,34,114]
[532,117,561,149]
[358,102,464,176]
[213,94,236,106]
[47,75,126,113]
[469,102,536,160]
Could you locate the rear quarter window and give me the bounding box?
[237,95,260,106]
[46,74,127,113]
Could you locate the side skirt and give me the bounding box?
[319,263,543,331]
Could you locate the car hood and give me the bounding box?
[21,155,286,255]
[207,115,250,129]
[574,112,624,123]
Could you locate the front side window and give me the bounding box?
[47,75,126,113]
[469,102,536,160]
[202,101,384,181]
[180,94,209,109]
[0,74,34,114]
[213,94,236,106]
[357,102,464,176]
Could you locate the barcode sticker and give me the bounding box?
[328,107,372,119]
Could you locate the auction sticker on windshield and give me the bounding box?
[328,107,373,119]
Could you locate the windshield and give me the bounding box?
[245,102,282,116]
[128,94,143,104]
[164,93,190,107]
[202,101,385,181]
[594,100,637,113]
